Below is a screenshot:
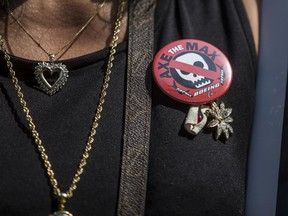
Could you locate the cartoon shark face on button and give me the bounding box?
[170,51,217,89]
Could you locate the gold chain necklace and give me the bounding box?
[0,0,126,215]
[7,0,106,95]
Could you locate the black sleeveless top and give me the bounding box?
[0,0,256,215]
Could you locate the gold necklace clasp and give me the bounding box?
[49,54,56,63]
[51,193,73,216]
[58,193,68,210]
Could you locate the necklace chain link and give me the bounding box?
[0,0,126,203]
[7,0,106,60]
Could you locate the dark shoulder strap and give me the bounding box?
[117,0,156,215]
[245,0,288,215]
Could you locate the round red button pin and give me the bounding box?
[153,39,233,104]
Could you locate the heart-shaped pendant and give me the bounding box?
[35,62,69,95]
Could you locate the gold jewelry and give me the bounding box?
[7,0,106,95]
[206,102,234,140]
[0,0,126,215]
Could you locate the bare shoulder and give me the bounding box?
[242,0,259,53]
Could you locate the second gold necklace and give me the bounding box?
[7,0,106,95]
[0,0,126,215]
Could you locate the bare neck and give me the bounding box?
[242,0,259,53]
[1,0,127,61]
